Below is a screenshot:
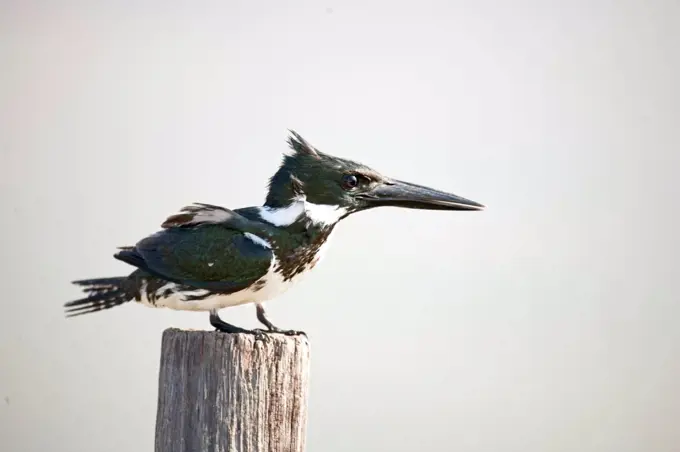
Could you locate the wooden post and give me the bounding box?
[154,328,311,452]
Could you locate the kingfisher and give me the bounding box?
[65,131,484,334]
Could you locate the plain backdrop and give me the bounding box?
[1,1,679,451]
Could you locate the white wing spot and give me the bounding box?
[244,232,272,249]
[208,262,214,267]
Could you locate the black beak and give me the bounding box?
[357,179,485,211]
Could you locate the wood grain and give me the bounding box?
[154,328,310,452]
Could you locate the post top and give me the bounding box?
[161,327,310,346]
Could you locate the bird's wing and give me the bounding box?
[115,224,273,294]
[161,203,273,237]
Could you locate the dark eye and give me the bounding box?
[341,174,358,190]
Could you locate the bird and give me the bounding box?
[65,131,485,335]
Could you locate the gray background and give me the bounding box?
[1,1,679,451]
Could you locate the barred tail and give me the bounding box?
[65,277,130,317]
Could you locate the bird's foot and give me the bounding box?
[281,329,306,337]
[246,328,274,342]
[212,324,304,338]
[212,327,278,343]
[254,304,305,337]
[265,326,307,337]
[210,311,305,337]
[212,325,252,334]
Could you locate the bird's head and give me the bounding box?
[264,131,484,226]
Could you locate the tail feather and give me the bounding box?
[65,277,130,317]
[72,277,129,288]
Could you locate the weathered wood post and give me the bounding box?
[154,328,311,452]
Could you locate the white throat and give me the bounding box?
[258,197,347,227]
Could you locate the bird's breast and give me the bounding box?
[272,228,334,282]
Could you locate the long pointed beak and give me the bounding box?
[358,179,485,211]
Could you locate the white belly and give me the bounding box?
[137,253,322,312]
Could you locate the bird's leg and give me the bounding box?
[255,303,306,336]
[209,310,251,334]
[256,303,281,331]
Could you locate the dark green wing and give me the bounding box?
[115,204,273,293]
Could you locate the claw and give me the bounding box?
[249,328,272,343]
[278,329,306,337]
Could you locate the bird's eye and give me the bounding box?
[341,174,358,190]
